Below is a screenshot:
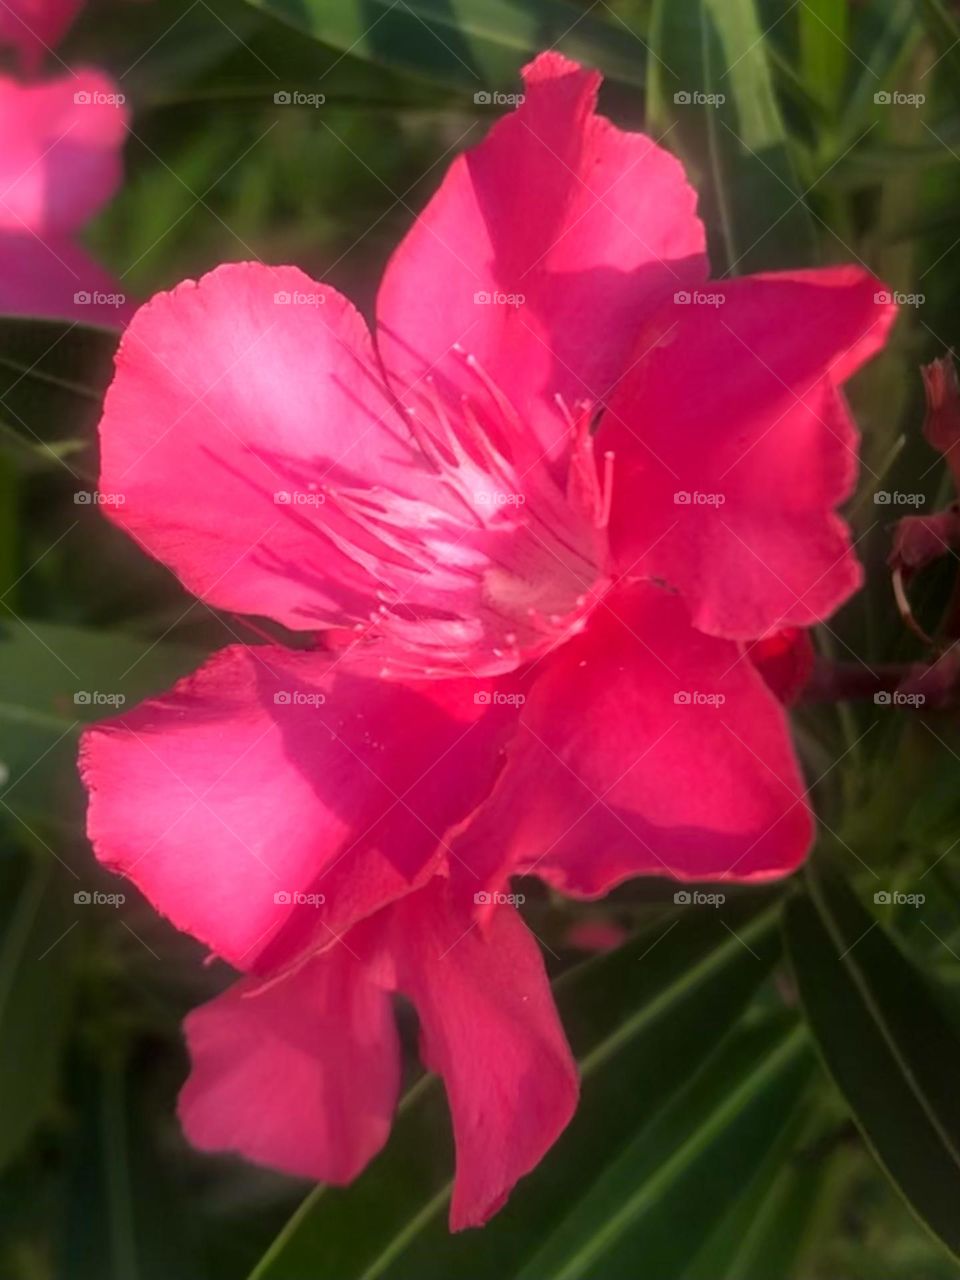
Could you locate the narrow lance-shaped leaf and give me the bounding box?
[0,856,77,1171]
[785,861,960,1261]
[682,1091,836,1280]
[799,0,849,116]
[648,0,816,275]
[915,0,960,112]
[243,0,645,95]
[840,0,918,144]
[515,1017,812,1280]
[58,1052,203,1280]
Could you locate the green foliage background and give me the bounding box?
[3,0,960,1276]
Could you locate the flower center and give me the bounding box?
[321,350,613,677]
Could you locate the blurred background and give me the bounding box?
[4,0,960,1276]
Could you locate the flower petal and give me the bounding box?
[96,262,463,634]
[98,261,618,678]
[179,949,399,1184]
[599,268,895,638]
[80,645,519,972]
[455,583,812,898]
[385,879,577,1230]
[376,51,706,462]
[0,70,127,236]
[0,0,83,71]
[0,234,133,323]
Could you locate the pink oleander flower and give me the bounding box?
[0,0,84,72]
[0,69,132,324]
[79,53,894,1228]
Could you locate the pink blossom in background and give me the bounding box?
[80,52,895,1228]
[0,0,84,72]
[565,919,629,954]
[0,69,132,324]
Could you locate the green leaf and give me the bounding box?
[0,318,117,471]
[243,0,644,95]
[828,139,959,187]
[515,1018,812,1280]
[648,0,816,274]
[682,1092,835,1280]
[0,620,204,831]
[250,896,783,1280]
[785,862,960,1261]
[58,1053,202,1279]
[916,0,960,109]
[841,0,918,140]
[0,855,77,1170]
[799,0,849,115]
